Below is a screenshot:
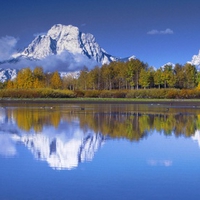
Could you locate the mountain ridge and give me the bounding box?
[0,24,135,82]
[12,24,119,65]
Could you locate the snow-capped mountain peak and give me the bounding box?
[16,24,117,64]
[0,24,136,82]
[21,35,54,59]
[47,24,79,41]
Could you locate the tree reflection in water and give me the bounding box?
[0,103,200,170]
[3,103,200,140]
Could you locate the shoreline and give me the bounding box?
[0,98,200,106]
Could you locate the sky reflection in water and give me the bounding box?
[0,103,200,200]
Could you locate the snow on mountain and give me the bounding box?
[0,68,17,82]
[0,24,136,82]
[119,55,136,62]
[60,71,80,79]
[14,24,118,65]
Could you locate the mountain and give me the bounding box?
[0,24,135,82]
[12,24,118,65]
[0,68,18,82]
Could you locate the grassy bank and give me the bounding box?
[1,88,200,100]
[0,88,75,98]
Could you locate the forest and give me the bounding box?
[1,58,200,99]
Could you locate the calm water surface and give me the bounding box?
[1,102,200,200]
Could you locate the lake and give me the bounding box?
[1,102,200,200]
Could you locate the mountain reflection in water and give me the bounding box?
[0,103,200,170]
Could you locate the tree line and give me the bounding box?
[1,58,200,91]
[77,60,199,90]
[5,67,63,89]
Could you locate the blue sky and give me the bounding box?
[0,0,200,68]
